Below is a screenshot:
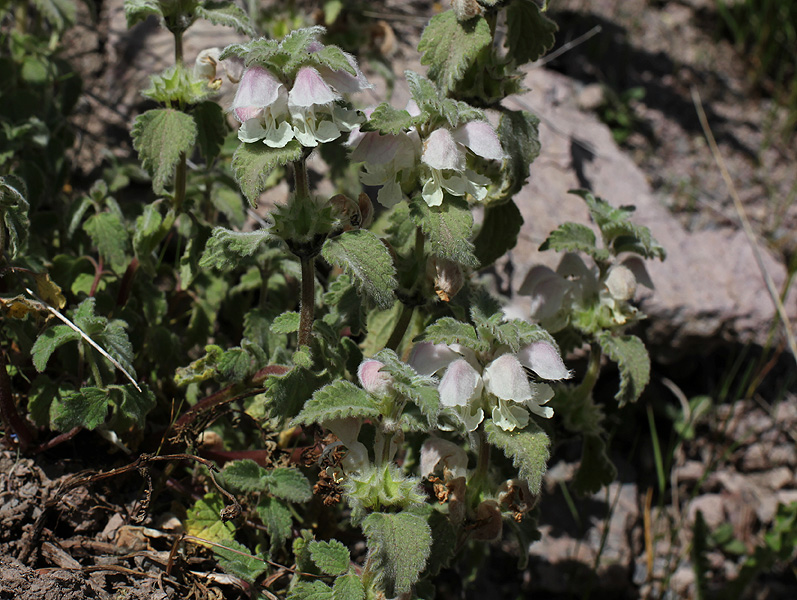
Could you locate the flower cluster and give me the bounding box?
[230,45,370,149]
[410,340,571,432]
[349,102,504,207]
[518,253,654,331]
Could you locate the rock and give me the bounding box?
[686,494,725,528]
[742,443,771,471]
[670,565,696,596]
[577,83,604,111]
[500,68,797,360]
[673,460,706,483]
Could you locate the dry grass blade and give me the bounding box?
[691,87,797,366]
[23,287,142,392]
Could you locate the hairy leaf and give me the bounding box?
[51,387,110,431]
[223,459,268,493]
[212,539,268,584]
[83,212,130,273]
[0,175,30,260]
[113,384,156,429]
[31,325,81,372]
[257,496,293,549]
[474,200,523,268]
[362,511,431,597]
[419,11,491,93]
[293,380,380,426]
[288,581,333,600]
[417,317,486,351]
[333,573,364,600]
[596,332,650,405]
[309,539,350,576]
[232,140,302,205]
[410,197,478,268]
[192,101,227,163]
[271,312,300,334]
[186,493,236,542]
[539,222,609,262]
[199,227,271,270]
[196,1,254,35]
[131,108,197,194]
[505,0,558,64]
[264,468,312,503]
[321,230,397,309]
[484,419,550,494]
[491,110,540,203]
[360,103,413,135]
[123,0,161,27]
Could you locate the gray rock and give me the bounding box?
[686,493,725,528]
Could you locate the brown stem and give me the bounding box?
[89,255,104,297]
[0,348,34,450]
[298,255,316,348]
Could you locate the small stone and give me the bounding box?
[674,460,705,483]
[670,565,695,595]
[770,445,796,467]
[687,494,725,529]
[741,443,770,471]
[577,83,604,111]
[776,489,797,505]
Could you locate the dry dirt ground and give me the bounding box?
[2,0,796,599]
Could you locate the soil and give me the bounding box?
[3,0,796,599]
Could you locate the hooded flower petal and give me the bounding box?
[439,359,483,407]
[231,66,284,122]
[451,121,504,161]
[422,128,465,171]
[409,342,460,376]
[516,341,572,381]
[517,265,569,321]
[526,383,554,419]
[289,67,340,107]
[318,51,372,94]
[325,417,369,472]
[358,359,393,397]
[605,264,637,301]
[482,354,532,402]
[420,437,468,480]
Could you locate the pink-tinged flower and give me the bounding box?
[230,66,293,147]
[420,121,504,207]
[420,437,468,480]
[350,128,421,207]
[357,359,394,398]
[410,338,570,432]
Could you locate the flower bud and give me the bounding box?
[357,192,374,229]
[432,258,464,302]
[328,193,361,231]
[357,359,393,397]
[605,264,637,301]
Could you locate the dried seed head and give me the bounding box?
[433,258,464,302]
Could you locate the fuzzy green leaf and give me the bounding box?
[417,317,486,351]
[134,203,165,261]
[374,349,440,423]
[362,511,431,597]
[333,573,364,600]
[314,45,357,75]
[596,332,650,405]
[265,366,325,422]
[232,140,302,205]
[0,175,30,260]
[52,387,110,431]
[222,459,268,493]
[359,103,413,135]
[271,311,301,334]
[217,347,258,382]
[83,212,130,273]
[113,384,156,429]
[539,222,609,262]
[293,380,380,426]
[31,325,81,372]
[257,496,293,548]
[97,319,137,380]
[212,539,268,584]
[505,0,558,64]
[123,0,161,27]
[142,64,211,105]
[490,110,540,203]
[321,230,397,309]
[419,11,492,93]
[484,419,550,494]
[210,186,246,228]
[131,108,197,194]
[264,468,312,503]
[410,196,478,268]
[573,189,666,260]
[192,101,228,163]
[309,540,350,576]
[186,493,236,542]
[474,200,523,268]
[289,581,334,600]
[220,38,280,65]
[196,1,254,35]
[405,70,440,115]
[199,226,271,270]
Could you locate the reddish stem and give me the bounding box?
[0,349,34,451]
[89,256,104,297]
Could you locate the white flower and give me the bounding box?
[230,66,293,147]
[325,417,370,473]
[350,128,421,207]
[410,339,570,432]
[420,121,504,207]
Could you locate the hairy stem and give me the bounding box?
[174,29,184,64]
[292,159,310,201]
[572,343,602,404]
[298,255,315,348]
